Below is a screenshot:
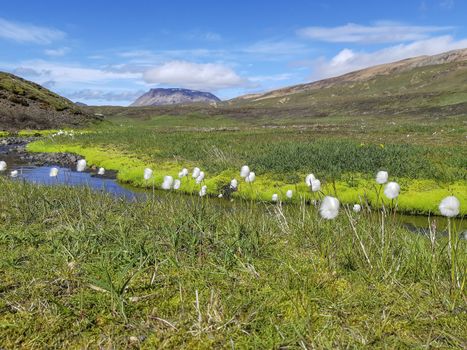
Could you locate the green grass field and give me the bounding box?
[0,179,466,348]
[26,113,467,215]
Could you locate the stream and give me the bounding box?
[1,138,465,236]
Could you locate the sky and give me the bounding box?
[1,0,467,105]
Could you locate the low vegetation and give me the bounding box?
[0,179,465,348]
[26,113,467,215]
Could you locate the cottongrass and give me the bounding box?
[376,170,388,184]
[77,159,87,172]
[0,160,6,171]
[98,167,105,175]
[384,181,400,199]
[143,168,153,180]
[319,196,340,219]
[49,167,59,177]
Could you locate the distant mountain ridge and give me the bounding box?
[232,48,467,103]
[131,88,220,106]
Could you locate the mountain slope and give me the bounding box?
[0,72,99,130]
[131,88,220,106]
[229,48,467,118]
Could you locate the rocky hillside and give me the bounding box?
[131,88,220,106]
[0,72,99,130]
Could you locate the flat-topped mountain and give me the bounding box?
[131,88,220,106]
[0,72,99,130]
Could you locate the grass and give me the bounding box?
[0,178,465,348]
[26,115,467,215]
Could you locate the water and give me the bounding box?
[7,165,143,200]
[0,143,465,234]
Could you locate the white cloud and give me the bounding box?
[0,17,65,44]
[297,22,451,44]
[310,35,467,80]
[44,47,70,57]
[12,60,140,83]
[65,89,145,102]
[143,61,250,90]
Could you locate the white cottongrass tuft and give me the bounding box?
[218,193,223,198]
[173,179,181,190]
[0,161,6,171]
[376,170,388,184]
[353,204,361,213]
[10,170,18,178]
[199,185,207,197]
[245,172,255,183]
[98,167,105,175]
[179,168,189,178]
[319,196,340,220]
[439,196,460,217]
[196,171,205,184]
[305,173,315,186]
[192,167,201,178]
[49,167,59,177]
[230,179,238,190]
[161,175,174,190]
[286,190,293,199]
[311,179,321,192]
[240,165,250,178]
[77,159,87,172]
[272,193,278,202]
[144,168,153,180]
[384,181,400,199]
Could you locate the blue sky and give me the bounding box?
[1,0,466,105]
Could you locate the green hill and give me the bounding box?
[0,72,100,130]
[228,49,467,119]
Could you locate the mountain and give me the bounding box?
[229,48,467,117]
[0,72,100,130]
[131,88,220,106]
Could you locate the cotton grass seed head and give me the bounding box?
[199,185,207,197]
[49,167,58,177]
[98,167,105,175]
[384,181,400,199]
[0,161,6,171]
[10,170,18,178]
[245,172,255,183]
[144,168,153,180]
[286,190,293,199]
[192,167,201,178]
[240,165,250,178]
[77,159,87,172]
[173,179,181,190]
[353,204,361,213]
[439,196,460,217]
[272,193,278,202]
[319,196,340,220]
[311,179,321,192]
[305,173,315,186]
[161,175,174,190]
[376,170,388,184]
[196,171,205,184]
[230,179,238,189]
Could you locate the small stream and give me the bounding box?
[1,139,465,236]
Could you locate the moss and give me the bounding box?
[27,140,467,215]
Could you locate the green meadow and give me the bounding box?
[1,111,466,348]
[26,113,467,215]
